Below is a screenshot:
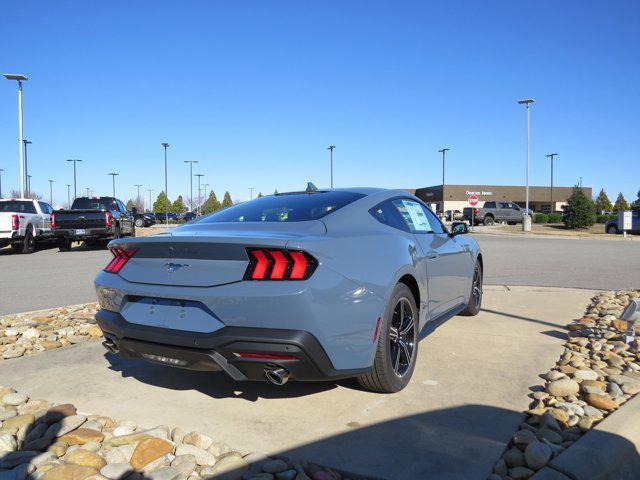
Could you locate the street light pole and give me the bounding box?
[147,189,153,212]
[108,172,119,197]
[545,153,558,212]
[249,187,254,200]
[26,175,32,198]
[438,148,450,214]
[23,139,32,195]
[203,183,209,203]
[67,159,82,200]
[0,169,4,198]
[134,184,143,207]
[195,174,205,216]
[162,143,170,227]
[66,184,71,207]
[327,146,335,188]
[518,99,534,232]
[3,74,28,198]
[184,161,198,212]
[49,179,54,205]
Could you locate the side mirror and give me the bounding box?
[131,207,138,215]
[451,222,469,236]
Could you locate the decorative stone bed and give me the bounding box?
[0,304,101,360]
[489,290,640,480]
[0,386,351,480]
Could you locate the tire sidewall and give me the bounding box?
[378,284,419,391]
[22,227,35,254]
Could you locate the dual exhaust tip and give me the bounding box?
[103,337,290,386]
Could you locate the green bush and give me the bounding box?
[564,186,597,229]
[547,213,563,223]
[596,214,616,224]
[534,213,549,223]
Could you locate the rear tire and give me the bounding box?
[20,228,35,254]
[483,216,495,226]
[358,283,419,393]
[606,224,619,234]
[135,218,144,228]
[460,261,483,316]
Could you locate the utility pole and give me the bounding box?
[23,139,32,194]
[438,148,450,214]
[162,143,169,226]
[184,161,198,212]
[67,159,82,200]
[134,184,143,211]
[195,173,205,215]
[545,153,558,212]
[49,179,54,205]
[3,74,28,198]
[66,184,71,208]
[147,189,153,212]
[327,146,335,188]
[518,99,534,232]
[26,175,32,198]
[249,187,254,200]
[108,172,119,197]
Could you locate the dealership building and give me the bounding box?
[408,184,592,214]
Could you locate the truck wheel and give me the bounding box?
[20,227,36,254]
[483,216,495,226]
[357,283,418,393]
[606,224,619,234]
[58,238,72,252]
[135,218,144,228]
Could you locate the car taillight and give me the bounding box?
[50,214,56,228]
[11,215,19,231]
[474,208,480,215]
[244,248,318,281]
[234,352,299,361]
[105,211,113,227]
[104,248,137,273]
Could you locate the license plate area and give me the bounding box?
[75,229,87,235]
[121,297,224,333]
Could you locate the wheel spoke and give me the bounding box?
[399,339,412,366]
[389,326,399,342]
[393,345,401,373]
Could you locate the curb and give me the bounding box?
[532,394,640,480]
[470,229,639,241]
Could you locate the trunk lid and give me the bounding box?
[54,210,108,229]
[113,221,326,287]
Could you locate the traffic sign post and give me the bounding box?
[468,195,478,230]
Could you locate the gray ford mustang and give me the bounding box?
[94,187,482,392]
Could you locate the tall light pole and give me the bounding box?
[67,159,82,199]
[0,169,4,198]
[134,184,143,208]
[66,184,71,207]
[23,139,32,194]
[26,175,32,198]
[86,187,90,197]
[3,74,28,198]
[203,183,209,203]
[327,146,335,188]
[162,143,170,226]
[49,179,54,205]
[518,99,534,232]
[108,172,119,197]
[195,174,205,215]
[545,153,558,212]
[249,187,254,200]
[147,189,153,212]
[438,148,450,214]
[184,161,198,212]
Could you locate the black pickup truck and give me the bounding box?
[52,196,135,251]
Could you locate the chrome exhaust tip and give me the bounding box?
[264,366,290,385]
[102,338,118,354]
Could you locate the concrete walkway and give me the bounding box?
[0,286,597,480]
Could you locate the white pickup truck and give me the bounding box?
[0,198,56,253]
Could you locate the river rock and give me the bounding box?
[130,437,174,471]
[546,379,579,397]
[41,464,98,480]
[65,449,107,470]
[525,441,551,470]
[585,393,617,411]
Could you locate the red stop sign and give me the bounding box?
[468,195,479,206]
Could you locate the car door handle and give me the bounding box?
[426,251,439,259]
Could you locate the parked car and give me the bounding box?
[181,211,197,222]
[0,198,55,253]
[443,209,463,221]
[132,211,156,228]
[606,208,640,234]
[154,212,178,222]
[94,187,482,393]
[52,196,135,251]
[463,201,532,226]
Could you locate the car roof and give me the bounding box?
[276,187,388,196]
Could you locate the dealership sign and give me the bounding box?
[465,190,493,196]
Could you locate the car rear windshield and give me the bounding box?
[199,191,366,223]
[71,198,118,210]
[0,201,36,214]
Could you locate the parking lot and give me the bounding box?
[1,233,638,316]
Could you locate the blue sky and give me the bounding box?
[1,0,638,206]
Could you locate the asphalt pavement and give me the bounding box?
[1,234,638,316]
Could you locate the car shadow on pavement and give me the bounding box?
[5,404,639,480]
[481,307,569,330]
[104,352,339,401]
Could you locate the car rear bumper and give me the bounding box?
[55,227,114,239]
[96,309,370,382]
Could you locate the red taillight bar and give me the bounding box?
[11,214,19,231]
[105,211,113,227]
[234,352,299,361]
[244,248,317,281]
[50,213,56,228]
[104,248,137,273]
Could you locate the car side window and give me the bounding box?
[391,199,434,233]
[419,204,446,234]
[369,200,409,232]
[38,202,50,214]
[499,202,510,209]
[485,201,496,208]
[512,204,521,210]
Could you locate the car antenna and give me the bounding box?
[306,182,318,193]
